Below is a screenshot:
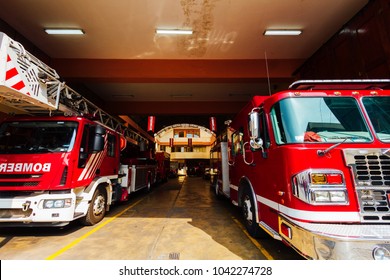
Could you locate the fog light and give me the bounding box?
[373,246,390,260]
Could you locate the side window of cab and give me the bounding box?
[259,109,270,148]
[231,129,243,156]
[78,124,91,168]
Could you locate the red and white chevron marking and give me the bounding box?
[77,138,109,181]
[5,54,30,96]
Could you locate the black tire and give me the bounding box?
[80,187,107,226]
[214,183,220,197]
[210,176,221,198]
[145,176,152,193]
[240,186,264,238]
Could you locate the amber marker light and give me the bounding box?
[311,173,343,185]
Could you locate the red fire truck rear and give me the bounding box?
[0,32,156,226]
[211,80,390,260]
[155,151,170,183]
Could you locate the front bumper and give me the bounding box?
[0,192,76,226]
[279,215,390,260]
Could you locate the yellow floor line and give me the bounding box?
[231,216,274,260]
[46,198,144,260]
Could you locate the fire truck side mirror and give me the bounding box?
[92,125,106,152]
[248,108,263,150]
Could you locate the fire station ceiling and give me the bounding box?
[0,0,368,134]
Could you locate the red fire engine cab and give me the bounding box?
[211,80,390,260]
[0,32,156,227]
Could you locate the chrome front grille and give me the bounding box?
[358,189,390,221]
[344,149,390,223]
[354,155,390,186]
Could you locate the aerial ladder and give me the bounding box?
[0,31,148,145]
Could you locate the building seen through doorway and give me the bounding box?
[154,123,216,176]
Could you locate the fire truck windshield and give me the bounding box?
[362,96,390,142]
[270,97,373,144]
[0,121,78,154]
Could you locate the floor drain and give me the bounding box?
[169,252,180,259]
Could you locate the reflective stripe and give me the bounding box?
[257,194,360,222]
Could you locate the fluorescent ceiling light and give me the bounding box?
[264,29,302,36]
[156,29,193,35]
[44,28,85,35]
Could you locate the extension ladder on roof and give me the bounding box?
[0,32,148,145]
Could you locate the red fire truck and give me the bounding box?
[0,32,156,227]
[211,80,390,260]
[155,151,170,183]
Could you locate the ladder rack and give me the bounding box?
[0,32,149,145]
[289,79,390,90]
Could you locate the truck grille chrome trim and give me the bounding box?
[344,149,390,223]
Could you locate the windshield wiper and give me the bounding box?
[317,138,348,157]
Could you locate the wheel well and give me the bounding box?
[238,177,258,220]
[238,177,249,207]
[98,183,109,210]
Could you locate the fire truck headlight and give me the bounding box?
[313,191,330,202]
[312,190,347,203]
[54,200,65,208]
[293,169,348,205]
[43,199,72,209]
[44,200,54,209]
[329,191,347,202]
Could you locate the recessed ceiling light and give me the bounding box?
[44,28,85,35]
[264,29,302,36]
[156,29,193,35]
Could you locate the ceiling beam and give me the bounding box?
[51,58,304,82]
[106,101,247,115]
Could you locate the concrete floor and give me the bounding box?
[0,176,302,260]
